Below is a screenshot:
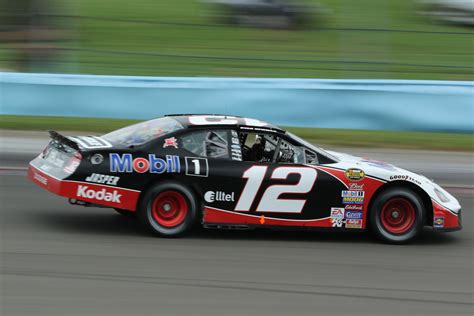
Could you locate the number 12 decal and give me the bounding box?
[235,166,317,213]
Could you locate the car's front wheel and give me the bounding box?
[138,182,198,237]
[369,188,425,244]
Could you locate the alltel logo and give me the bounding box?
[204,191,235,203]
[77,185,121,203]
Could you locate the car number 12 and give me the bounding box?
[235,166,317,213]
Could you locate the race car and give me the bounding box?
[28,114,462,243]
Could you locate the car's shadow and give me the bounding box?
[31,209,459,245]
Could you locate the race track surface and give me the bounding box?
[1,133,473,316]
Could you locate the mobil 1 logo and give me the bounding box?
[185,157,209,177]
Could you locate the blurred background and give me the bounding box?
[0,2,473,316]
[0,0,473,79]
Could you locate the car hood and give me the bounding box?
[327,149,405,173]
[324,150,461,213]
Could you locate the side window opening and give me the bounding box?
[304,150,319,164]
[241,132,278,163]
[277,139,305,164]
[240,132,305,164]
[180,130,231,159]
[206,131,228,159]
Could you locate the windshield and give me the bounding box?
[103,117,184,146]
[286,132,339,162]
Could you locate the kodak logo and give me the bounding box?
[77,185,121,203]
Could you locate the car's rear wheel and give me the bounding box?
[138,182,197,237]
[369,188,425,244]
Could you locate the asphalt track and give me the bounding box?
[1,132,473,316]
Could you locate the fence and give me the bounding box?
[1,72,473,132]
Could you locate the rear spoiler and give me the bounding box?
[48,130,80,151]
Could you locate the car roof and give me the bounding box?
[164,114,286,133]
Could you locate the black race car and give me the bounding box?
[28,114,461,243]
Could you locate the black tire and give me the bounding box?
[114,208,137,217]
[138,182,198,237]
[369,187,425,244]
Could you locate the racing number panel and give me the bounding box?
[198,159,347,222]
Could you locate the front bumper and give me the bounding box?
[432,199,462,231]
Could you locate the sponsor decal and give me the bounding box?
[341,190,365,198]
[345,204,363,211]
[330,207,345,227]
[90,154,104,165]
[231,154,242,161]
[389,175,422,185]
[433,217,445,228]
[33,172,48,185]
[349,183,364,191]
[231,145,242,161]
[239,126,275,133]
[85,173,120,186]
[342,197,364,204]
[331,207,363,227]
[163,137,178,149]
[330,207,345,219]
[110,154,180,174]
[345,219,363,229]
[69,136,112,149]
[204,191,235,203]
[331,218,343,228]
[230,132,242,161]
[76,185,121,203]
[185,157,209,177]
[345,211,363,220]
[345,168,365,181]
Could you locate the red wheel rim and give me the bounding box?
[151,191,188,228]
[380,198,416,234]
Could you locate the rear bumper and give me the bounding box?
[28,163,140,211]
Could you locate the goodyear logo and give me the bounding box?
[345,168,365,181]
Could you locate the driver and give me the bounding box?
[245,135,265,161]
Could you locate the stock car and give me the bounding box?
[28,114,462,243]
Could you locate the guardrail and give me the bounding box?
[1,72,473,132]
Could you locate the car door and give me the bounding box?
[202,130,347,228]
[176,128,243,208]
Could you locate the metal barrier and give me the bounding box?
[1,72,473,132]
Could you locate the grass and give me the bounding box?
[0,0,472,79]
[1,115,472,151]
